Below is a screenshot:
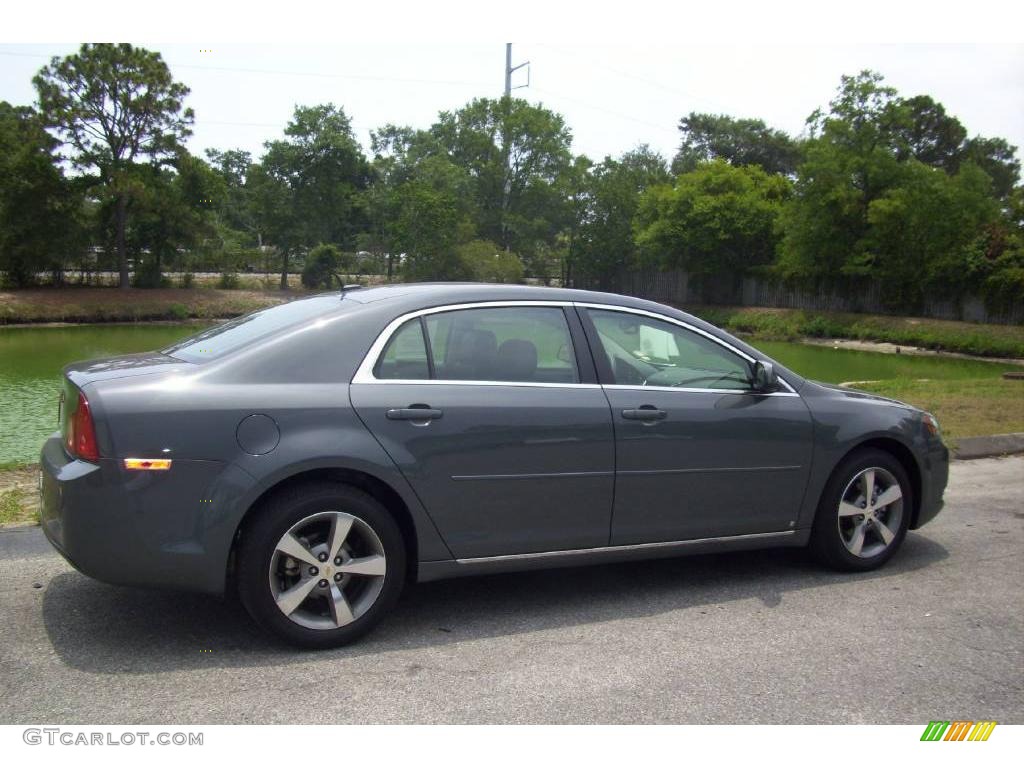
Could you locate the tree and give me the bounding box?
[574,145,670,286]
[635,160,791,277]
[963,136,1020,199]
[456,239,524,283]
[672,112,802,176]
[259,104,370,288]
[127,153,221,286]
[389,156,477,281]
[779,71,915,281]
[34,43,194,289]
[0,102,84,286]
[430,97,574,278]
[865,161,1001,302]
[206,148,262,247]
[893,95,967,173]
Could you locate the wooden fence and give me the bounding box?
[573,269,1024,325]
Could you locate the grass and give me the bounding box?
[855,378,1024,444]
[691,305,1024,359]
[0,286,297,325]
[0,462,38,526]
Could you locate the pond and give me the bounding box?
[0,323,1019,465]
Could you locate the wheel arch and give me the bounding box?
[229,466,421,589]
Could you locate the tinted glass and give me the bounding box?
[374,319,429,380]
[588,309,751,390]
[164,296,339,362]
[425,307,578,383]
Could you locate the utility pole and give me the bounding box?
[502,44,530,249]
[504,43,529,98]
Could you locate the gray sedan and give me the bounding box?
[39,284,948,647]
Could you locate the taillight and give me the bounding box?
[65,390,100,462]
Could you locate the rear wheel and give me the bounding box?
[237,482,405,648]
[809,448,912,572]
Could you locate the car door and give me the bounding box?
[350,303,615,559]
[580,306,813,545]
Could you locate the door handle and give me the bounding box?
[621,406,667,421]
[386,406,444,422]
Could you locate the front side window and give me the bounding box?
[587,309,752,390]
[372,306,579,384]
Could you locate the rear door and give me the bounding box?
[580,306,814,545]
[350,303,615,559]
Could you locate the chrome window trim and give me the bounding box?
[575,302,798,397]
[351,299,799,397]
[352,300,579,385]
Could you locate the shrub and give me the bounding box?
[457,239,524,283]
[302,244,343,289]
[179,272,194,289]
[168,303,189,320]
[217,272,239,290]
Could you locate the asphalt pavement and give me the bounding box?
[1,457,1021,724]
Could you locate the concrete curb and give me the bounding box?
[952,433,1024,460]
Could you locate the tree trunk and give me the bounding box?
[116,193,129,289]
[279,249,289,290]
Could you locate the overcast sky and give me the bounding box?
[1,42,1021,166]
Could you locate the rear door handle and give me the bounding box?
[621,406,667,421]
[386,407,444,422]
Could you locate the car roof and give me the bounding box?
[339,282,666,311]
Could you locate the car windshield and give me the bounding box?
[163,296,340,362]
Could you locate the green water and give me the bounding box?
[754,340,1019,385]
[0,324,1019,465]
[0,323,209,465]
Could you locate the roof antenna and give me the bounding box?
[339,283,362,298]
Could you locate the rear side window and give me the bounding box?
[374,319,429,380]
[164,297,339,362]
[372,306,579,384]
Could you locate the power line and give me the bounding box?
[0,50,493,89]
[535,43,733,113]
[531,86,678,136]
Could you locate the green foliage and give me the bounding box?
[456,239,524,283]
[301,243,345,289]
[572,146,670,286]
[778,71,1019,307]
[0,102,84,286]
[635,160,791,275]
[672,113,802,176]
[34,44,193,288]
[695,306,1024,358]
[259,104,370,288]
[168,302,189,320]
[217,272,239,289]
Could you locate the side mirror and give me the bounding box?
[751,360,778,392]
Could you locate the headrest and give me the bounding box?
[495,339,538,381]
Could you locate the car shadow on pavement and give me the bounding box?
[42,533,949,674]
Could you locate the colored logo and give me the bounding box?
[920,721,997,741]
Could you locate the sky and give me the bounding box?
[1,42,1022,166]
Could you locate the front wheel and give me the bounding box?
[237,482,406,648]
[809,449,913,572]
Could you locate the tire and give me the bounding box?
[809,448,913,572]
[237,482,406,648]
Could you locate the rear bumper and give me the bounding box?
[39,433,243,595]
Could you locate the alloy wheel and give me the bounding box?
[837,466,904,558]
[268,511,387,630]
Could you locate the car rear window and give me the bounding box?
[163,296,339,362]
